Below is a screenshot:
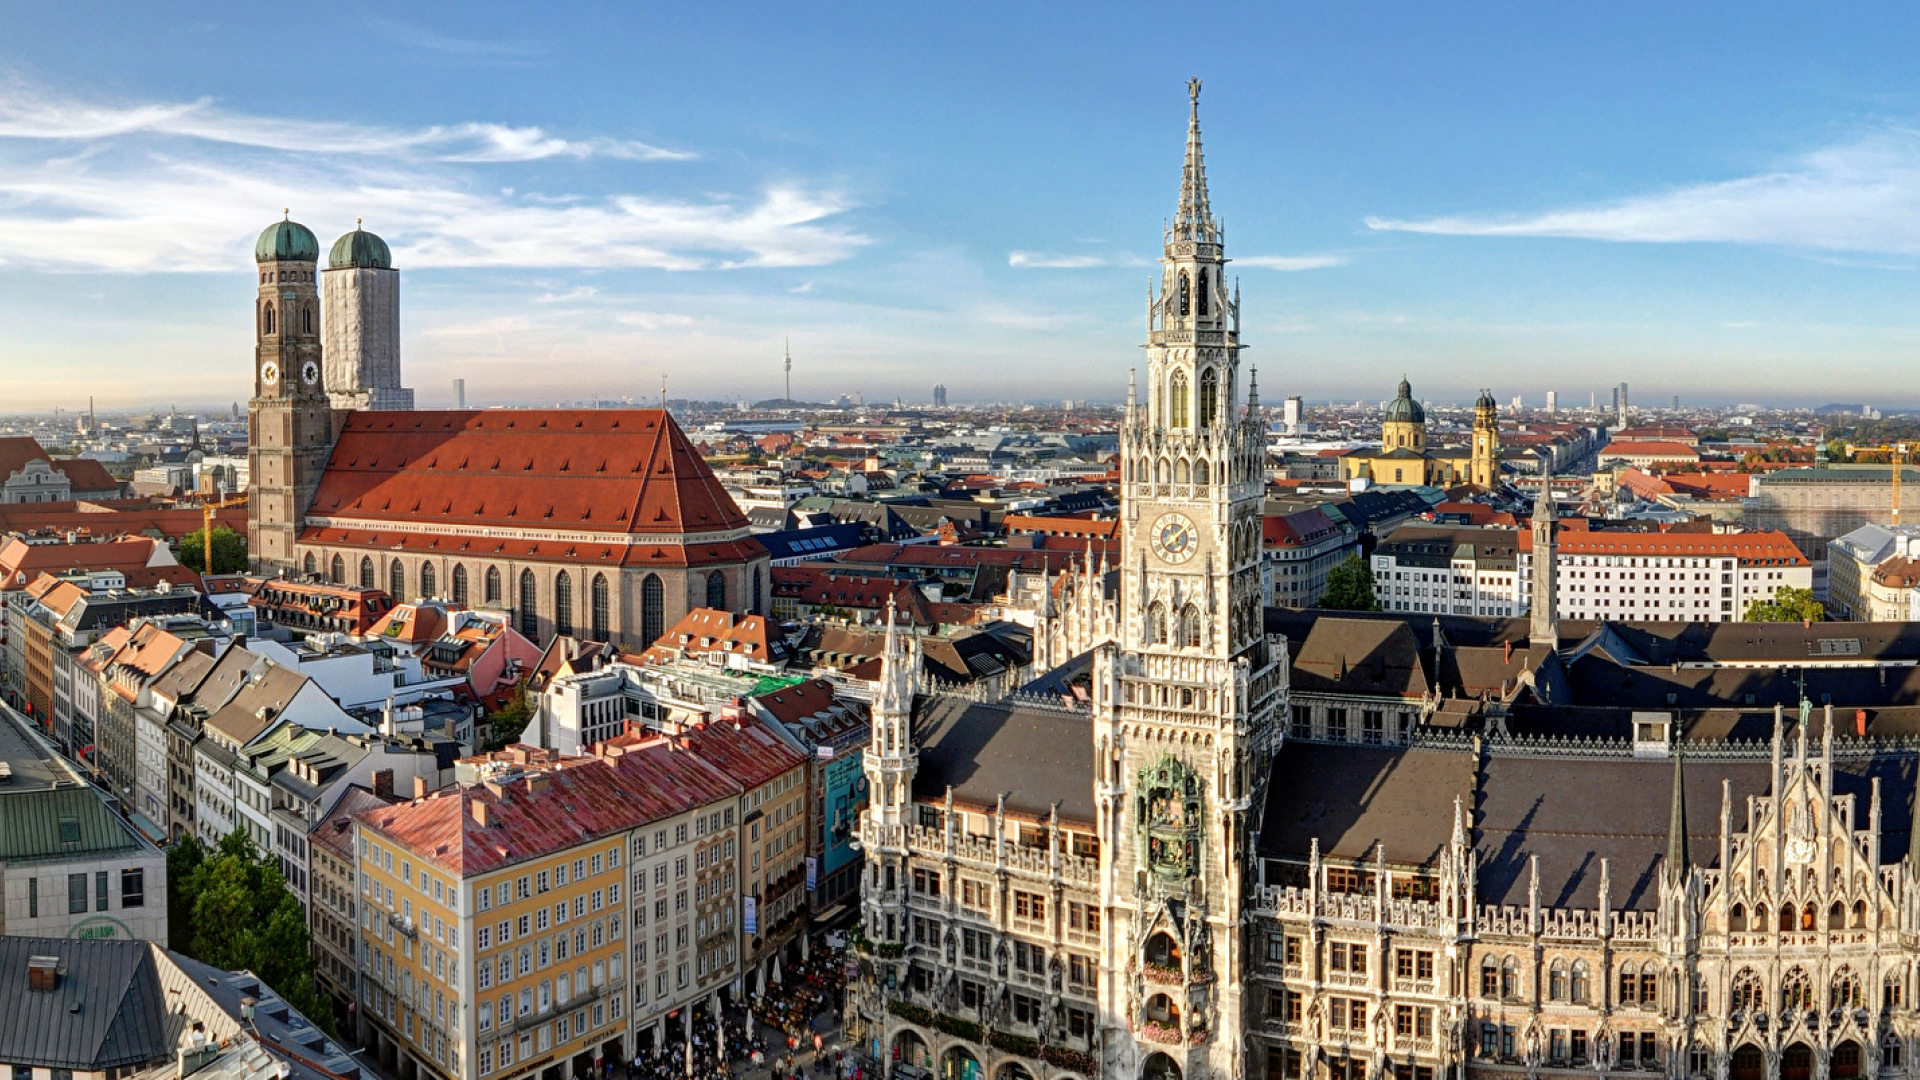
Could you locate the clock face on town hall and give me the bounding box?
[1150,512,1198,564]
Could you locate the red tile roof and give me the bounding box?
[307,409,749,539]
[1263,507,1345,547]
[1519,528,1808,565]
[635,608,787,666]
[359,739,748,877]
[0,535,200,591]
[1604,441,1700,460]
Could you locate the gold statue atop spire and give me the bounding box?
[1188,77,1202,104]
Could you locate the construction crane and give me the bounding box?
[1841,442,1910,525]
[197,487,247,575]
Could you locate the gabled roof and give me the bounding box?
[307,409,749,536]
[1291,617,1432,699]
[0,937,166,1070]
[911,695,1094,825]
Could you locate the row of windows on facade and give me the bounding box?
[473,992,623,1078]
[1729,898,1872,932]
[305,554,751,640]
[1290,705,1416,745]
[24,868,145,916]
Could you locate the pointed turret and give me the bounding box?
[1530,477,1559,648]
[1666,746,1689,878]
[1173,77,1216,243]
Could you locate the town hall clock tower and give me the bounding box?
[1093,80,1287,1080]
[248,215,335,575]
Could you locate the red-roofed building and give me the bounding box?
[249,578,395,637]
[1518,526,1810,623]
[634,607,792,668]
[0,436,127,503]
[1612,425,1699,447]
[1601,441,1702,470]
[285,409,769,654]
[1262,508,1358,608]
[352,736,750,1074]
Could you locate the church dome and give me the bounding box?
[328,225,392,270]
[1384,376,1426,424]
[255,218,320,263]
[1476,388,1498,410]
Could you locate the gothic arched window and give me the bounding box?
[1174,458,1189,484]
[1196,269,1210,317]
[1199,368,1219,429]
[330,555,345,584]
[1549,960,1568,1001]
[519,570,538,637]
[1780,903,1797,932]
[590,574,609,640]
[359,556,375,589]
[389,560,406,600]
[452,564,469,607]
[752,569,763,614]
[420,561,436,598]
[1783,967,1815,1012]
[706,570,726,611]
[1178,272,1190,317]
[1729,903,1746,931]
[1155,458,1169,485]
[302,306,314,335]
[1169,373,1189,428]
[1194,459,1210,485]
[641,573,664,646]
[554,570,574,637]
[1570,961,1590,1004]
[262,302,275,336]
[303,553,317,576]
[484,565,501,605]
[1148,602,1166,645]
[1179,605,1201,648]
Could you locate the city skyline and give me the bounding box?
[8,4,1920,409]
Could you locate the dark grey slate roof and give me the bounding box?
[1258,742,1475,868]
[1473,753,1775,912]
[166,952,362,1080]
[911,696,1094,825]
[0,937,167,1070]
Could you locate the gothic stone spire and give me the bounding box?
[1173,77,1217,244]
[1667,744,1688,877]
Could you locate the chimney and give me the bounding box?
[412,776,429,799]
[1857,709,1869,737]
[469,798,491,828]
[26,955,58,992]
[372,769,394,799]
[176,1025,220,1079]
[525,773,550,796]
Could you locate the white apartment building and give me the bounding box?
[1375,523,1813,623]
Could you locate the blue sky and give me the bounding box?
[7,2,1920,410]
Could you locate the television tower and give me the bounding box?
[784,338,793,404]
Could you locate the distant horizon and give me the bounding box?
[8,4,1920,409]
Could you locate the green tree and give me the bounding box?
[481,681,533,751]
[1744,586,1825,623]
[1317,554,1380,611]
[176,526,247,575]
[171,831,334,1036]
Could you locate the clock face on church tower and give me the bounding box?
[1151,512,1198,564]
[300,360,320,386]
[260,361,279,386]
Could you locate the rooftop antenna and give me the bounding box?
[660,374,668,411]
[784,338,793,405]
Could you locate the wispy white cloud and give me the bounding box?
[1365,128,1920,254]
[0,81,694,162]
[1008,251,1111,268]
[614,311,697,330]
[365,17,548,62]
[1236,254,1348,270]
[0,83,867,273]
[534,286,599,303]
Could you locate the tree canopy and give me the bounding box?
[481,681,533,751]
[176,525,247,575]
[1317,554,1380,611]
[1744,586,1824,623]
[167,832,333,1035]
